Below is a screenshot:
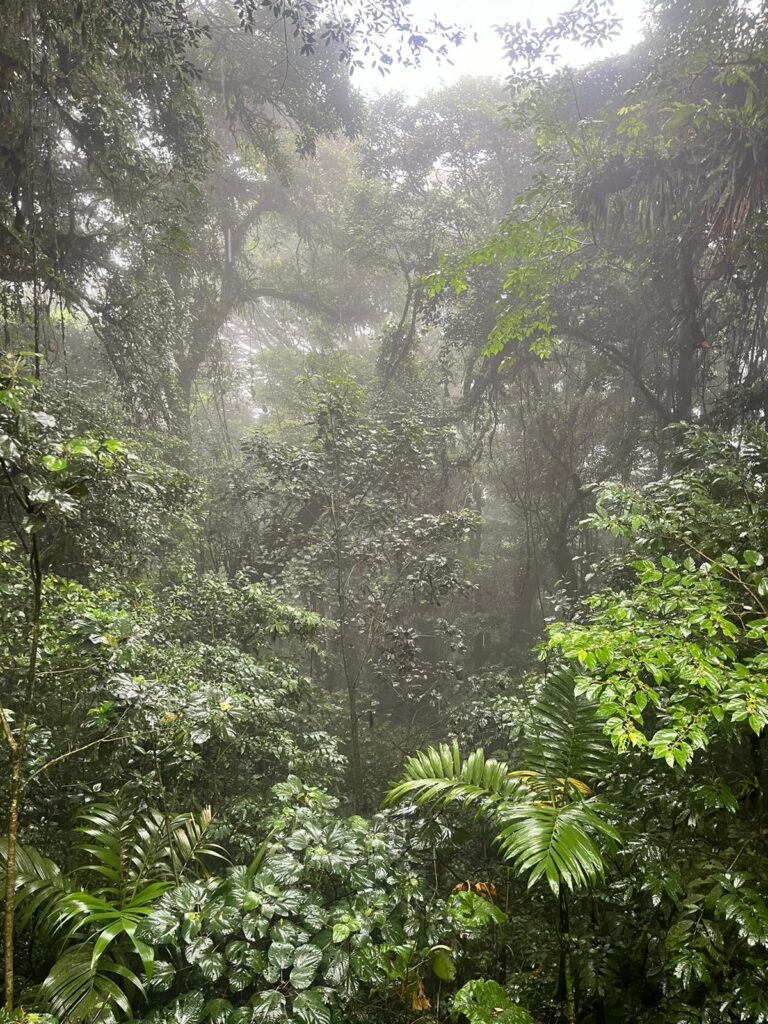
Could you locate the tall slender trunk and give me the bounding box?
[336,536,364,811]
[3,534,42,1010]
[558,888,576,1024]
[344,668,364,812]
[3,746,22,1010]
[676,233,704,422]
[328,415,365,812]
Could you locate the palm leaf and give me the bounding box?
[76,803,129,898]
[39,942,144,1024]
[75,802,224,902]
[385,684,621,894]
[4,799,215,1022]
[496,800,620,894]
[169,806,229,875]
[0,837,71,933]
[384,741,523,810]
[522,669,613,788]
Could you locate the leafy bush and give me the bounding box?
[136,777,460,1024]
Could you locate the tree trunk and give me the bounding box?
[676,233,704,422]
[557,888,576,1024]
[3,534,42,1009]
[345,671,365,813]
[3,744,22,1010]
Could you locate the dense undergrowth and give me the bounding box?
[2,1,768,1022]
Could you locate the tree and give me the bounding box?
[386,671,619,1024]
[0,355,131,1008]
[221,375,478,809]
[547,426,768,768]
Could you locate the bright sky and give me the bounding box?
[357,0,648,95]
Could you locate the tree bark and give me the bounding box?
[676,233,704,422]
[2,531,42,1010]
[3,745,22,1010]
[558,888,576,1024]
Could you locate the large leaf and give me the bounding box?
[384,741,521,809]
[0,838,71,933]
[453,979,533,1024]
[136,907,179,944]
[293,990,331,1024]
[170,991,206,1024]
[431,947,456,981]
[199,947,227,981]
[497,800,619,893]
[150,960,176,991]
[40,942,144,1023]
[446,890,507,930]
[386,695,620,894]
[290,944,323,989]
[76,802,224,900]
[251,991,286,1023]
[202,998,233,1024]
[268,940,295,970]
[522,669,613,789]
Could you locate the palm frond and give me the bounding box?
[39,942,144,1024]
[4,800,217,1022]
[0,837,71,932]
[76,803,130,899]
[170,806,229,875]
[384,741,523,810]
[496,799,620,894]
[385,690,621,894]
[522,669,613,787]
[75,802,225,903]
[130,809,179,888]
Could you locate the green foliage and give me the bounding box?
[387,673,619,894]
[5,2,768,1022]
[108,571,343,838]
[229,375,479,801]
[445,891,506,931]
[523,668,614,785]
[1,803,221,1022]
[0,1011,57,1024]
[495,799,617,894]
[452,980,532,1024]
[386,742,523,810]
[546,428,768,768]
[426,206,584,360]
[135,778,461,1024]
[0,354,129,532]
